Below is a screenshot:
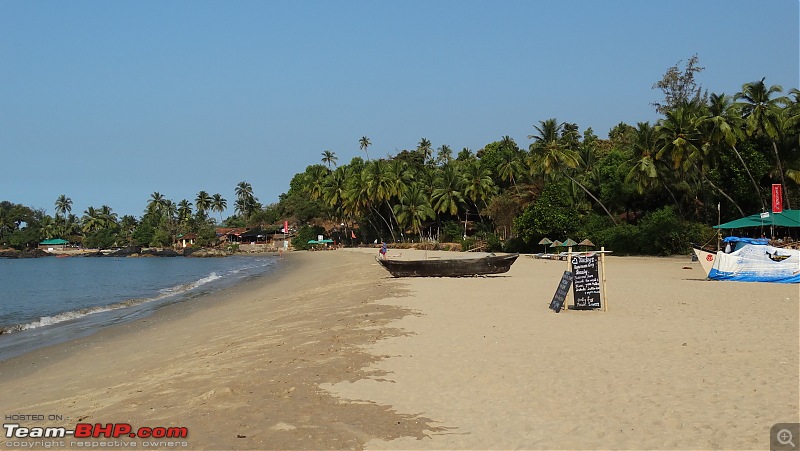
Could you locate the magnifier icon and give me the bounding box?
[777,428,795,447]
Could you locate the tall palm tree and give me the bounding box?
[431,163,465,218]
[359,136,371,161]
[529,118,618,223]
[417,138,433,164]
[364,160,398,241]
[461,159,497,212]
[177,200,193,223]
[147,192,166,216]
[55,195,72,218]
[211,194,227,223]
[436,145,452,166]
[704,92,765,210]
[735,78,791,208]
[235,181,257,220]
[195,191,211,219]
[321,150,338,169]
[656,105,745,217]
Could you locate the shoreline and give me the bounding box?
[1,249,798,449]
[0,249,438,449]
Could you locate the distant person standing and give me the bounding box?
[379,241,388,259]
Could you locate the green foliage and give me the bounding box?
[83,228,118,249]
[292,224,325,250]
[440,221,463,242]
[587,207,712,255]
[513,182,579,244]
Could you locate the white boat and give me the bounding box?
[693,237,800,283]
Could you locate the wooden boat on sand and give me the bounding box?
[377,253,519,277]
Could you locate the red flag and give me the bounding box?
[284,220,289,234]
[772,184,783,213]
[351,230,356,239]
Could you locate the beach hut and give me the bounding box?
[39,238,69,252]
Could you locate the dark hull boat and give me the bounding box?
[377,253,519,277]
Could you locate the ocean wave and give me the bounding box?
[0,270,232,335]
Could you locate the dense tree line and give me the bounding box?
[2,58,798,255]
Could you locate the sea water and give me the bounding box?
[0,255,280,361]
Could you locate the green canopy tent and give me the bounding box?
[40,239,69,245]
[714,210,800,229]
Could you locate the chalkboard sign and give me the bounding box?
[549,271,573,313]
[571,254,601,309]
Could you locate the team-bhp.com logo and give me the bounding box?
[5,422,189,447]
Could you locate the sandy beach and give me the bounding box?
[1,249,798,450]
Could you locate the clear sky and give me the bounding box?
[2,0,798,219]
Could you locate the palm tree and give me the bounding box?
[436,145,452,166]
[321,150,338,169]
[39,215,57,240]
[705,92,765,210]
[195,191,211,219]
[147,192,166,216]
[235,181,257,220]
[55,195,72,218]
[735,78,791,208]
[393,183,434,238]
[177,200,193,223]
[656,104,745,217]
[461,159,497,212]
[417,138,433,164]
[359,136,371,161]
[529,118,618,224]
[431,163,465,218]
[81,207,103,234]
[211,194,227,223]
[625,122,682,212]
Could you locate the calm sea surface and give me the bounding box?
[0,255,280,361]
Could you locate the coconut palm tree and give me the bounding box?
[211,194,227,223]
[461,159,497,212]
[321,150,338,169]
[55,195,72,218]
[147,192,166,216]
[195,191,211,219]
[393,183,434,238]
[359,136,371,161]
[431,163,465,218]
[81,207,104,234]
[704,92,765,210]
[735,78,791,208]
[529,118,618,224]
[177,200,193,223]
[417,138,433,164]
[656,104,745,217]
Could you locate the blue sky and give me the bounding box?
[2,0,798,219]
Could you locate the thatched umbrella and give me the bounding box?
[578,238,595,251]
[561,238,578,248]
[538,237,553,254]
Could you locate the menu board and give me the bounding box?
[571,254,601,309]
[549,271,573,313]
